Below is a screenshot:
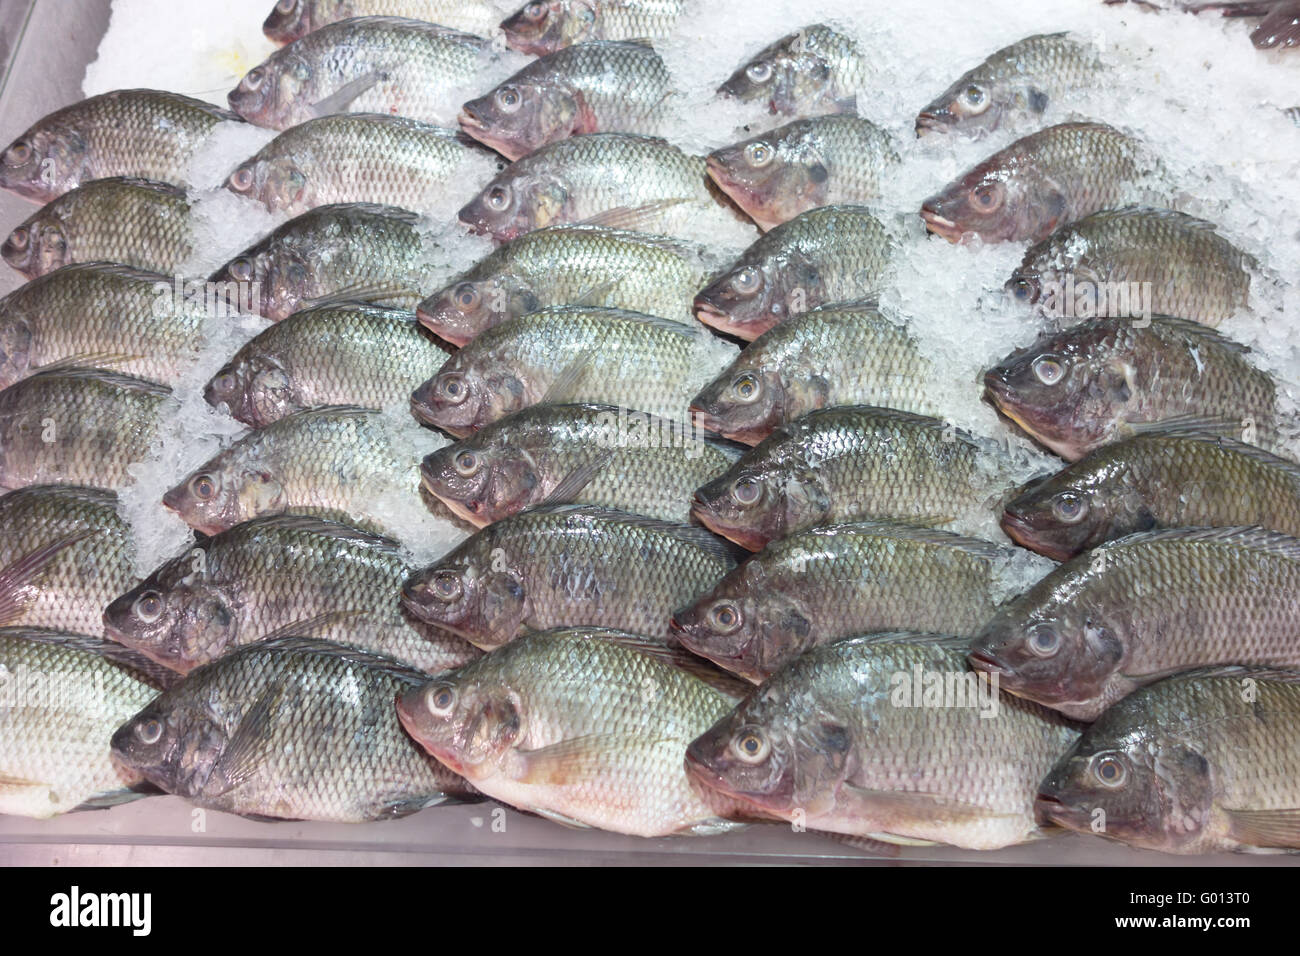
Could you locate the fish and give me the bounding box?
[225,113,501,217]
[410,306,732,436]
[705,115,899,231]
[691,405,1014,552]
[0,486,135,636]
[970,526,1300,720]
[671,522,1011,683]
[1000,425,1300,561]
[400,504,737,648]
[396,627,747,836]
[690,300,937,445]
[0,628,164,818]
[110,636,476,822]
[685,632,1080,849]
[1037,666,1300,854]
[459,40,672,161]
[718,23,872,117]
[920,122,1165,244]
[208,202,426,321]
[457,132,747,243]
[420,402,739,526]
[204,304,451,427]
[417,224,711,345]
[1006,207,1254,327]
[983,316,1277,461]
[915,33,1103,138]
[0,262,207,390]
[264,0,503,44]
[693,205,894,341]
[0,368,174,493]
[501,0,683,55]
[2,177,193,280]
[102,514,480,675]
[230,16,489,130]
[0,89,241,204]
[1247,0,1300,48]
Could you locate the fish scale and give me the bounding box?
[501,0,685,54]
[264,0,503,45]
[719,23,873,118]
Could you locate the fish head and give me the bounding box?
[163,451,284,535]
[261,0,313,45]
[417,276,530,347]
[718,30,838,117]
[692,456,825,552]
[916,68,1014,139]
[0,316,33,390]
[411,359,521,437]
[458,170,567,242]
[111,694,226,800]
[205,355,296,428]
[104,568,238,675]
[0,124,85,202]
[209,249,277,319]
[397,671,522,780]
[691,362,787,445]
[401,560,526,650]
[226,156,310,214]
[1004,262,1044,307]
[459,79,579,161]
[500,0,584,56]
[229,52,312,129]
[420,441,536,527]
[1001,461,1145,561]
[706,123,826,230]
[671,585,767,683]
[2,212,69,278]
[694,255,806,341]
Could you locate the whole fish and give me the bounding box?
[1007,208,1253,327]
[0,262,207,390]
[417,224,711,345]
[102,515,479,675]
[230,16,489,130]
[420,402,738,526]
[1037,667,1300,854]
[983,316,1277,461]
[690,301,937,445]
[0,368,174,492]
[501,0,684,55]
[970,527,1300,720]
[705,115,898,231]
[1001,426,1300,561]
[0,628,163,818]
[2,178,192,279]
[458,133,744,242]
[693,205,894,340]
[915,33,1103,138]
[208,202,426,321]
[686,632,1080,849]
[225,114,499,217]
[718,23,872,117]
[205,304,450,427]
[671,522,1010,682]
[0,486,134,636]
[692,405,1013,551]
[410,307,732,436]
[263,0,503,44]
[111,637,476,822]
[920,122,1164,244]
[396,628,746,836]
[401,504,736,648]
[0,89,241,204]
[459,41,671,161]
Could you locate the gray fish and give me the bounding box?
[501,0,685,55]
[264,0,503,44]
[718,23,872,117]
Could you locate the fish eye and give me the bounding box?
[730,727,770,764]
[189,473,218,501]
[454,450,479,477]
[430,571,463,603]
[228,166,255,192]
[963,84,988,110]
[744,142,773,168]
[730,475,762,506]
[732,372,761,404]
[212,372,236,395]
[1032,355,1064,386]
[276,0,297,13]
[745,62,772,84]
[229,258,253,283]
[1009,277,1036,302]
[4,141,31,166]
[132,590,164,624]
[135,718,164,745]
[524,1,546,20]
[708,601,742,634]
[1027,623,1060,658]
[439,373,469,405]
[425,682,457,716]
[243,68,264,91]
[454,282,481,312]
[1051,491,1087,524]
[1091,752,1128,789]
[485,185,511,212]
[7,227,28,251]
[970,181,1005,213]
[495,86,523,113]
[731,266,761,296]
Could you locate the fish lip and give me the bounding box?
[687,403,725,434]
[920,205,964,242]
[1032,791,1067,827]
[694,300,737,335]
[914,112,947,136]
[968,649,1013,678]
[981,370,1014,408]
[691,494,765,552]
[458,108,487,133]
[1000,510,1073,561]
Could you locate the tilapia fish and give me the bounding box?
[230,16,489,130]
[209,202,426,321]
[397,628,746,836]
[111,637,476,822]
[410,306,733,436]
[264,0,503,44]
[421,402,738,526]
[205,304,450,427]
[226,113,500,217]
[971,527,1300,720]
[459,40,672,161]
[0,368,174,492]
[1038,667,1300,854]
[2,178,192,279]
[694,205,895,340]
[690,300,937,445]
[1007,207,1254,327]
[686,632,1080,849]
[983,316,1277,461]
[718,23,872,118]
[502,0,683,54]
[692,405,1013,551]
[103,515,479,675]
[458,133,746,242]
[401,504,736,648]
[0,628,163,818]
[0,89,241,204]
[418,224,712,345]
[0,486,135,636]
[916,33,1103,138]
[920,122,1165,244]
[0,262,206,390]
[1002,426,1300,561]
[672,522,1010,683]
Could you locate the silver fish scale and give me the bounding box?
[732,205,894,298]
[272,1,503,42]
[1005,123,1157,222]
[512,0,685,49]
[774,114,898,204]
[507,41,672,132]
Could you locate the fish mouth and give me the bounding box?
[920,205,964,243]
[981,370,1016,412]
[1000,510,1073,561]
[458,107,487,133]
[1032,791,1068,827]
[691,494,765,552]
[430,490,490,528]
[967,649,1013,678]
[914,111,948,137]
[687,403,726,434]
[694,300,739,336]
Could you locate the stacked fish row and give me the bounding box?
[0,2,1296,856]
